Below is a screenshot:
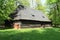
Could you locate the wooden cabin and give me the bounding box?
[5,5,52,29]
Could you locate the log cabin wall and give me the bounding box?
[20,20,52,28]
[5,20,52,28]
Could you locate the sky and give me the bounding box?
[41,0,46,6]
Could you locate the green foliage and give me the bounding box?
[47,0,57,4]
[0,0,29,24]
[0,0,17,24]
[36,4,46,13]
[46,0,60,26]
[35,0,46,13]
[19,0,30,6]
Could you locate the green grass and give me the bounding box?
[0,28,60,40]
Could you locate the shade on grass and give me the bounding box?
[0,28,60,40]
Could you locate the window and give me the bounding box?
[42,16,45,18]
[32,15,35,17]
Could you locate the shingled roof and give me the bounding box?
[10,5,51,22]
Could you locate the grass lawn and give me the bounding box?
[0,28,60,40]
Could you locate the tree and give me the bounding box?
[35,0,46,13]
[0,0,30,25]
[0,0,17,24]
[46,0,60,27]
[19,0,30,7]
